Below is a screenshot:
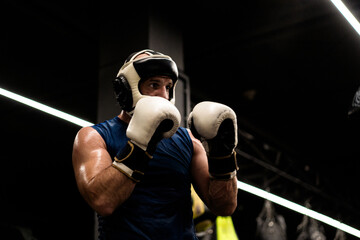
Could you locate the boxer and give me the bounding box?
[72,50,238,239]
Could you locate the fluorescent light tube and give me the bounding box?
[237,180,360,238]
[0,87,93,127]
[330,0,360,36]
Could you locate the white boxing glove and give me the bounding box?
[188,101,238,180]
[127,96,181,151]
[112,96,181,182]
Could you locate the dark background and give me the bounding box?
[1,0,360,239]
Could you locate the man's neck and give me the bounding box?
[118,110,131,124]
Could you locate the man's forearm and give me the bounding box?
[208,177,238,216]
[80,165,136,216]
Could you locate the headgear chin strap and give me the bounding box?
[113,49,178,115]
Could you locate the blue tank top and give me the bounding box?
[92,116,197,240]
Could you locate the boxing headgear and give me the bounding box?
[113,49,178,114]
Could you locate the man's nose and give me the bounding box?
[155,86,169,100]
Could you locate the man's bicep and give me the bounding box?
[72,127,112,186]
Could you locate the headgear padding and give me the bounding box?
[113,49,178,114]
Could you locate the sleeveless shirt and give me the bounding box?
[92,116,197,240]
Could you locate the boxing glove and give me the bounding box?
[112,96,181,182]
[188,101,238,180]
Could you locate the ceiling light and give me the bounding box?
[0,87,93,127]
[237,180,360,238]
[330,0,360,36]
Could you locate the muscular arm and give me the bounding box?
[72,126,136,216]
[189,130,238,216]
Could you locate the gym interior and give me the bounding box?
[1,1,360,239]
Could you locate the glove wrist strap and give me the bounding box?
[112,141,151,182]
[208,151,238,180]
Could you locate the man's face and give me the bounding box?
[139,76,173,100]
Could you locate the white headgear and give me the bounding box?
[113,49,178,114]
